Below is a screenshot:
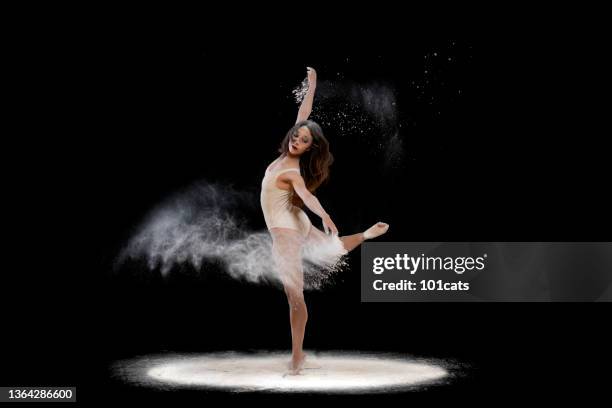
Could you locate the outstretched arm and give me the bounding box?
[286,172,338,234]
[295,67,317,124]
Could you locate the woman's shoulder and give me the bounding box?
[266,155,283,172]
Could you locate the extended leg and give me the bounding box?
[340,233,365,252]
[307,222,390,253]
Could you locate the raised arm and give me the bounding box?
[285,172,338,235]
[295,67,317,124]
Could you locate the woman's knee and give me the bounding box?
[285,289,306,311]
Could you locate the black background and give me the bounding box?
[3,20,611,405]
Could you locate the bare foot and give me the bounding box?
[363,222,390,240]
[285,352,307,376]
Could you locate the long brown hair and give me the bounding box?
[278,120,334,208]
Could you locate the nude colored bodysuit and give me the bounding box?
[260,165,312,238]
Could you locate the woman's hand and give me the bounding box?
[306,67,317,88]
[322,214,339,235]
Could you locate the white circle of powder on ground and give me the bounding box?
[136,352,449,392]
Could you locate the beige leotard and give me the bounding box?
[260,162,312,237]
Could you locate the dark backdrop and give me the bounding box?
[4,29,610,404]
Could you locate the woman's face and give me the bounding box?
[288,126,313,156]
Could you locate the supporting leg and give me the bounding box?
[270,227,308,375]
[285,286,307,373]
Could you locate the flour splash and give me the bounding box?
[116,182,347,290]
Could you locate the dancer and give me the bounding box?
[260,67,389,375]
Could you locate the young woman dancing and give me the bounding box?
[260,67,389,375]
